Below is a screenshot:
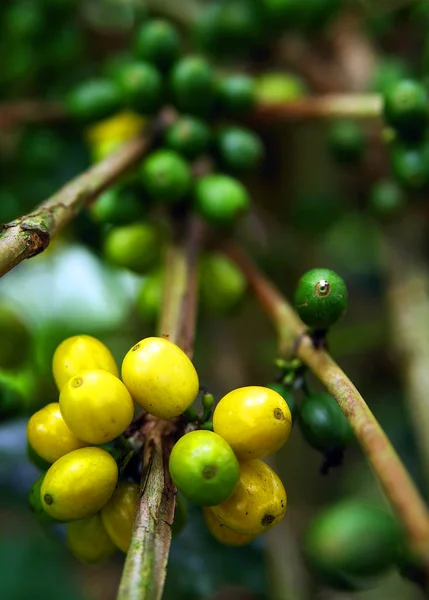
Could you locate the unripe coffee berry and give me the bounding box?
[294,268,348,329]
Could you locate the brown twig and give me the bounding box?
[0,135,152,278]
[221,242,429,571]
[251,94,382,124]
[117,215,202,600]
[0,100,66,129]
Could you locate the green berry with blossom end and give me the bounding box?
[294,268,348,329]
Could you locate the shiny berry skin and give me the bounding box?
[101,482,139,552]
[217,74,256,115]
[217,127,264,171]
[304,502,402,590]
[67,513,116,563]
[294,268,348,329]
[169,431,240,506]
[368,179,405,219]
[114,61,163,115]
[90,186,145,225]
[298,393,353,453]
[141,150,192,203]
[200,253,247,316]
[66,79,122,123]
[211,460,287,536]
[136,270,163,322]
[389,142,429,190]
[103,222,161,274]
[59,370,134,445]
[134,19,180,71]
[121,337,199,419]
[27,402,87,463]
[194,174,250,226]
[52,335,119,391]
[327,120,365,165]
[41,447,118,521]
[164,116,211,159]
[29,474,61,524]
[255,72,306,103]
[213,386,292,460]
[203,507,255,547]
[170,55,216,116]
[267,383,297,420]
[383,79,428,140]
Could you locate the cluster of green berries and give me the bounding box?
[65,18,265,234]
[382,78,429,193]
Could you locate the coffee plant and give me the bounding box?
[2,1,429,599]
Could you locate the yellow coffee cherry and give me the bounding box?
[203,507,255,547]
[101,481,139,552]
[121,337,199,419]
[52,334,119,391]
[210,460,287,536]
[41,447,118,521]
[27,402,87,463]
[213,386,292,460]
[59,369,134,444]
[67,513,116,563]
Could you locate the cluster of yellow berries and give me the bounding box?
[171,386,292,546]
[27,333,292,559]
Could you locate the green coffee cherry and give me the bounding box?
[216,127,264,171]
[0,305,31,370]
[298,393,353,453]
[217,74,256,115]
[194,1,262,55]
[368,179,405,219]
[267,383,296,420]
[103,222,161,274]
[134,19,180,71]
[164,117,211,159]
[383,79,428,140]
[304,502,402,590]
[141,150,192,203]
[294,268,348,329]
[170,56,216,116]
[194,174,250,226]
[114,61,163,115]
[327,120,365,165]
[255,72,306,103]
[90,186,145,225]
[66,79,122,123]
[136,270,163,322]
[390,142,429,190]
[200,253,247,316]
